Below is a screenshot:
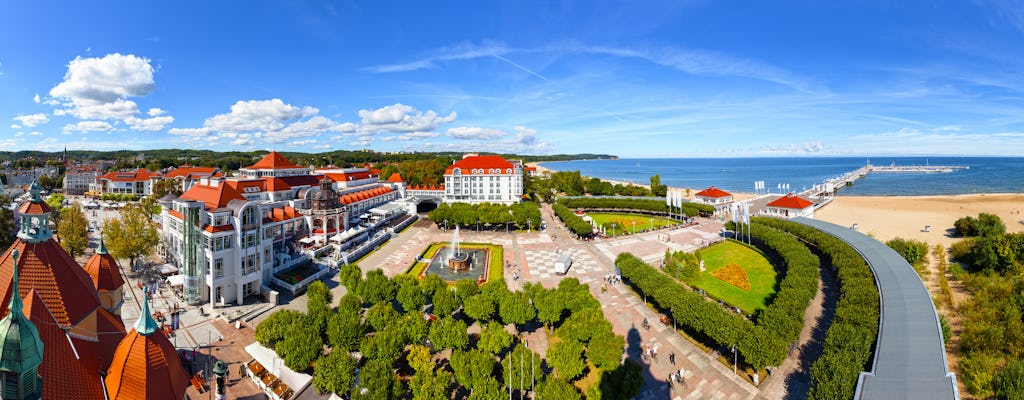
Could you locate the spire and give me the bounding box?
[9,250,23,315]
[27,180,42,203]
[97,235,108,255]
[134,287,159,336]
[0,249,45,389]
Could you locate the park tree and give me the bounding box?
[313,351,357,395]
[104,203,159,268]
[420,273,447,296]
[306,280,333,334]
[407,344,434,373]
[0,196,14,249]
[150,178,183,199]
[454,278,480,301]
[432,287,458,317]
[45,193,64,224]
[547,339,586,381]
[649,174,667,197]
[360,269,395,305]
[255,309,303,349]
[466,378,505,400]
[337,292,362,315]
[481,278,511,303]
[536,377,582,400]
[366,302,400,332]
[463,294,495,322]
[394,312,429,344]
[339,264,363,293]
[501,344,542,390]
[557,308,608,343]
[597,359,644,400]
[451,348,497,391]
[351,359,401,400]
[360,328,404,361]
[410,367,452,400]
[428,316,468,350]
[326,310,363,352]
[397,278,425,313]
[37,175,55,191]
[586,330,625,370]
[533,288,566,329]
[478,321,513,355]
[498,291,535,327]
[277,320,323,371]
[57,204,89,257]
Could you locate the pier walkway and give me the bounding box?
[792,218,958,400]
[798,163,968,208]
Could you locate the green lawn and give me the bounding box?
[691,240,777,313]
[587,212,680,237]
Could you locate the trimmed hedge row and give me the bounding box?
[615,253,787,370]
[557,197,714,217]
[742,222,821,348]
[552,203,594,236]
[754,217,880,400]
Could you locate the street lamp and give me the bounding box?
[671,307,675,331]
[732,343,737,375]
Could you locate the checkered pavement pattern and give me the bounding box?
[524,248,602,279]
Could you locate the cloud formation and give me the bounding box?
[358,103,456,133]
[63,120,115,134]
[13,113,50,127]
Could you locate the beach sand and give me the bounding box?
[816,193,1024,247]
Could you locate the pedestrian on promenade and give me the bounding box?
[670,352,675,365]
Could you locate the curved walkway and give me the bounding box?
[792,218,958,400]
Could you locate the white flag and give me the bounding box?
[731,203,739,224]
[743,202,751,224]
[777,183,781,190]
[666,190,671,207]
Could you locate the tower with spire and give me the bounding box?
[0,250,44,400]
[83,235,126,316]
[104,288,189,400]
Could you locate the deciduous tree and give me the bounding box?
[498,291,535,327]
[277,319,323,372]
[255,309,303,349]
[57,204,89,257]
[536,377,582,400]
[104,203,159,268]
[478,321,513,355]
[428,316,468,350]
[547,339,586,381]
[464,294,495,322]
[312,350,356,395]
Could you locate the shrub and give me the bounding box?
[552,203,594,236]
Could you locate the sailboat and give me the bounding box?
[635,161,640,167]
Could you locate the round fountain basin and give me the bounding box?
[448,251,471,270]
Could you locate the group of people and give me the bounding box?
[641,344,659,363]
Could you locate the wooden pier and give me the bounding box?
[800,162,968,209]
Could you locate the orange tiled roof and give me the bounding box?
[267,206,301,223]
[99,168,160,182]
[0,239,101,328]
[179,182,246,210]
[83,249,125,292]
[695,186,732,199]
[164,167,219,179]
[105,327,190,400]
[386,173,404,183]
[322,171,374,182]
[95,307,127,368]
[408,184,444,191]
[23,290,106,400]
[203,224,234,233]
[445,155,515,175]
[18,199,51,214]
[265,177,292,192]
[766,194,815,209]
[167,209,183,220]
[245,151,304,170]
[339,186,393,205]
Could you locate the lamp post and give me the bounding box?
[732,343,737,375]
[671,307,675,331]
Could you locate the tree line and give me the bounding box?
[754,217,880,400]
[551,203,594,237]
[557,197,714,217]
[427,202,542,231]
[256,268,641,399]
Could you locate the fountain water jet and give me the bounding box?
[447,225,471,270]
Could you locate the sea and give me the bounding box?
[539,157,1024,196]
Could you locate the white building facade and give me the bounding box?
[443,154,524,205]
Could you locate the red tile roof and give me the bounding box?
[164,167,219,179]
[244,151,304,170]
[322,171,375,182]
[167,209,183,220]
[695,186,732,199]
[386,173,404,183]
[0,239,101,328]
[224,179,265,193]
[99,169,160,182]
[267,206,301,223]
[407,184,445,191]
[18,199,51,214]
[766,194,815,209]
[203,224,234,233]
[265,177,292,192]
[445,155,516,175]
[179,182,246,210]
[105,326,190,400]
[23,290,106,400]
[83,250,125,293]
[339,186,393,205]
[95,307,127,368]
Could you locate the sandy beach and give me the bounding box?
[816,193,1024,247]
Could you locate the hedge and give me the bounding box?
[615,253,787,369]
[557,197,713,217]
[552,203,594,236]
[753,217,879,400]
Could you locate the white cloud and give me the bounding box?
[168,127,212,137]
[13,113,50,127]
[358,103,456,133]
[34,137,60,150]
[447,126,505,140]
[28,131,42,136]
[381,131,442,141]
[14,132,23,137]
[10,125,19,129]
[405,125,549,154]
[63,120,115,134]
[312,144,332,150]
[147,108,167,117]
[33,94,40,104]
[125,115,174,131]
[50,53,155,105]
[287,139,318,147]
[205,99,317,133]
[174,99,356,147]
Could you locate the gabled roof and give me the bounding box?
[766,194,815,209]
[164,166,219,179]
[179,182,246,210]
[0,240,101,328]
[386,173,404,183]
[695,186,732,199]
[99,168,160,182]
[445,155,516,175]
[23,290,106,400]
[265,177,292,192]
[244,151,304,170]
[83,239,125,292]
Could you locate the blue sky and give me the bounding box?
[3,1,1024,157]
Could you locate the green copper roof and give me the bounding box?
[0,250,44,373]
[97,235,108,255]
[134,288,159,336]
[27,181,42,203]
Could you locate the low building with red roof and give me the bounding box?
[239,151,312,178]
[443,154,524,205]
[92,168,160,196]
[158,166,223,192]
[764,193,816,219]
[316,167,378,188]
[695,186,734,214]
[63,164,100,195]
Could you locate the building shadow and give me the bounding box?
[626,324,670,399]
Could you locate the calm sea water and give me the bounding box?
[540,157,1024,196]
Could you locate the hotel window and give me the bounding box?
[214,258,224,278]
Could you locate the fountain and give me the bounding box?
[447,226,471,270]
